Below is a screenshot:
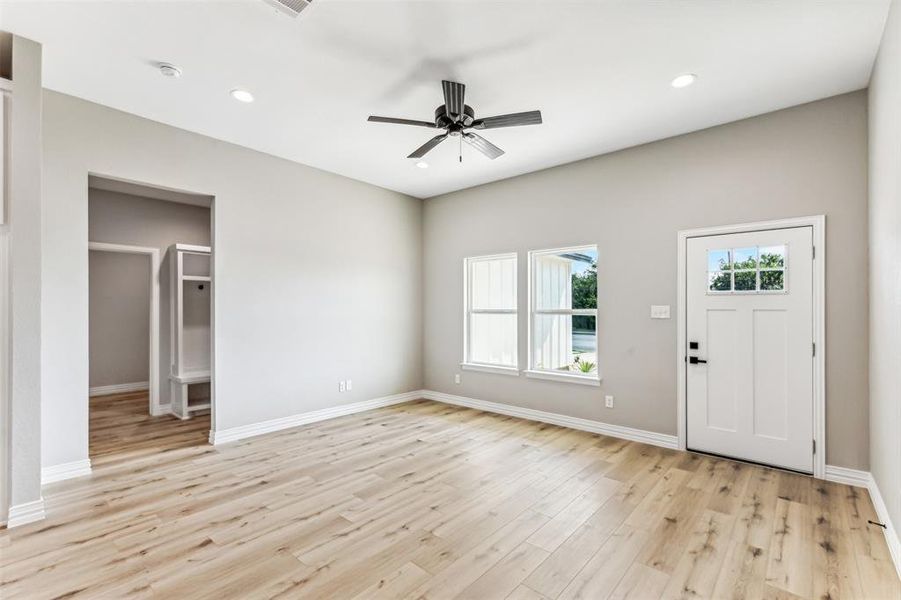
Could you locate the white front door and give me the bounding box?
[686,227,814,473]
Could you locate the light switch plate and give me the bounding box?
[651,305,671,319]
[346,380,352,391]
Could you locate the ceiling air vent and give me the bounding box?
[261,0,311,17]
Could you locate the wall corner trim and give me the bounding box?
[421,390,679,450]
[824,465,900,578]
[41,459,93,485]
[88,381,150,397]
[209,390,425,445]
[6,498,46,528]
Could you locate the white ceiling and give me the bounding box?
[1,0,890,198]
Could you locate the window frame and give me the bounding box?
[461,253,520,376]
[525,245,601,386]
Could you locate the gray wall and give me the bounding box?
[88,251,150,388]
[423,91,869,470]
[868,0,901,548]
[41,91,423,470]
[6,36,43,512]
[88,188,211,402]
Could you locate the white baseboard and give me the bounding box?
[209,390,424,445]
[824,465,900,578]
[152,403,172,417]
[7,498,45,528]
[89,381,149,397]
[866,472,901,579]
[41,459,93,485]
[824,465,871,488]
[421,390,679,450]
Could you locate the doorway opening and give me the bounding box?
[87,175,214,464]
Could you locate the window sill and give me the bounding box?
[460,363,520,376]
[523,369,601,386]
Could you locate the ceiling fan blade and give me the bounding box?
[471,110,542,130]
[368,116,437,128]
[463,132,505,160]
[442,80,466,121]
[408,133,449,159]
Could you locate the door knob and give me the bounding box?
[689,356,708,364]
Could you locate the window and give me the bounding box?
[708,245,786,294]
[463,254,518,374]
[527,246,599,385]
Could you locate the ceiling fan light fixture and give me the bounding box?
[230,88,255,103]
[415,161,429,169]
[671,73,697,88]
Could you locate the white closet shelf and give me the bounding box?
[169,370,211,384]
[175,243,211,253]
[183,275,211,282]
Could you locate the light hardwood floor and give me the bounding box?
[1,393,898,599]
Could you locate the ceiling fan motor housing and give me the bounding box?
[435,104,475,130]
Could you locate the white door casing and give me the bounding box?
[686,226,814,473]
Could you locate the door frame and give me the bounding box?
[676,215,826,479]
[88,241,162,416]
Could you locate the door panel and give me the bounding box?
[752,309,789,440]
[686,227,813,473]
[706,309,738,432]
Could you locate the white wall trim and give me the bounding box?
[823,465,900,577]
[868,473,901,579]
[676,215,826,479]
[209,390,424,445]
[522,369,601,387]
[88,381,150,397]
[422,390,678,450]
[89,241,161,416]
[460,363,520,376]
[6,497,45,528]
[41,459,92,485]
[823,465,871,488]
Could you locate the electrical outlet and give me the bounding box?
[338,381,346,392]
[605,395,614,408]
[454,373,461,384]
[346,380,353,391]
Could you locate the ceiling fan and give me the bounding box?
[368,80,542,162]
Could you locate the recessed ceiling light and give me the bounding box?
[158,63,182,78]
[230,88,255,103]
[415,161,429,169]
[671,73,697,89]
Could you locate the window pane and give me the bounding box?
[532,314,597,374]
[733,247,758,270]
[759,245,786,268]
[760,270,784,291]
[734,271,756,291]
[471,256,516,310]
[708,271,731,292]
[534,248,597,310]
[707,249,731,271]
[469,313,516,366]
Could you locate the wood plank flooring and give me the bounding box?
[1,393,897,599]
